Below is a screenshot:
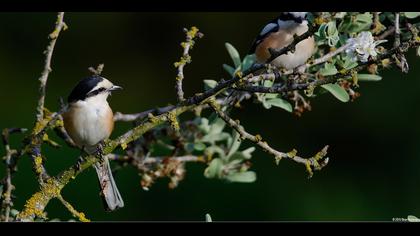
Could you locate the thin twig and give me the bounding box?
[35,12,66,122]
[1,128,27,222]
[394,13,401,48]
[108,153,204,164]
[57,194,90,222]
[174,27,203,102]
[208,99,329,178]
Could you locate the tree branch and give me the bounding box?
[16,104,192,221]
[57,194,90,222]
[1,128,27,222]
[35,12,66,122]
[174,27,203,102]
[208,99,329,178]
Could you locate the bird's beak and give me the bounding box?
[109,85,123,91]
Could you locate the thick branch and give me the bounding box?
[17,105,192,221]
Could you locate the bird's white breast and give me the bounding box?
[63,94,113,150]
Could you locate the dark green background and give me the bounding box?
[0,12,419,221]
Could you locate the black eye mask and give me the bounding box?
[86,87,107,98]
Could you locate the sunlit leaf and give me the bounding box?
[320,63,338,76]
[198,118,210,133]
[204,158,224,179]
[209,118,226,134]
[404,12,420,19]
[194,142,207,152]
[357,74,382,82]
[205,214,212,222]
[407,215,420,222]
[201,132,231,144]
[227,130,241,157]
[341,55,358,70]
[203,79,218,90]
[263,80,274,87]
[242,147,256,159]
[225,42,241,68]
[10,209,19,217]
[226,171,256,183]
[321,83,350,102]
[205,146,227,159]
[339,13,372,33]
[264,98,293,112]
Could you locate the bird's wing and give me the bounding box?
[249,19,279,54]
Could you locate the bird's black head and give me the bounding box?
[67,75,122,103]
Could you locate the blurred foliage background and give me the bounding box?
[0,12,419,221]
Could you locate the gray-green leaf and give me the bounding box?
[204,158,224,179]
[209,118,226,134]
[223,64,236,77]
[225,42,241,68]
[203,79,218,90]
[242,54,256,71]
[227,131,241,157]
[205,214,212,222]
[201,132,231,144]
[241,147,256,159]
[265,98,293,112]
[194,142,207,152]
[205,146,227,160]
[357,74,382,82]
[320,63,338,76]
[407,215,420,222]
[404,12,420,19]
[226,171,256,183]
[321,83,350,102]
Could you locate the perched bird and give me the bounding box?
[225,13,315,107]
[249,12,315,70]
[62,75,124,211]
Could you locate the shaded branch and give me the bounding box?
[208,99,329,178]
[108,153,205,165]
[1,128,27,222]
[236,38,420,94]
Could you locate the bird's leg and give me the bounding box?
[75,147,85,171]
[95,141,106,162]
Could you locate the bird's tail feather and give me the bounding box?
[93,156,124,211]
